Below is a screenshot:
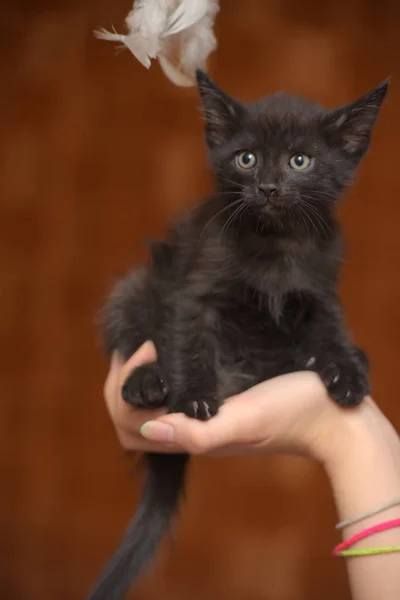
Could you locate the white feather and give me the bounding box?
[164,0,210,36]
[158,55,194,86]
[180,19,217,73]
[94,0,219,86]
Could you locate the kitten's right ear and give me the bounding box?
[322,80,389,159]
[196,70,244,149]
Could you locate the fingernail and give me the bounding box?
[140,421,174,443]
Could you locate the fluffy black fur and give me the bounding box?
[88,70,387,599]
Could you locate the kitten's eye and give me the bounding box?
[236,151,257,170]
[289,154,311,171]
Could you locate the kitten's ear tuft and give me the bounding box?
[322,79,389,159]
[196,70,244,148]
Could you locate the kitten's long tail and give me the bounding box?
[87,452,189,600]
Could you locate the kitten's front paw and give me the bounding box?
[121,363,168,409]
[304,352,370,407]
[171,396,220,421]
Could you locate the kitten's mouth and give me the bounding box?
[259,200,287,217]
[253,192,298,219]
[263,201,284,211]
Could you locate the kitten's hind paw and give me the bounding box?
[121,363,168,409]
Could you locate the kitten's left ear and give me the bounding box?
[196,69,245,149]
[322,80,389,159]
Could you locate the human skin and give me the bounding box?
[104,341,400,600]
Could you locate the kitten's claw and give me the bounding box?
[204,401,211,420]
[172,397,220,421]
[305,356,316,368]
[192,401,199,418]
[194,399,218,420]
[320,362,341,387]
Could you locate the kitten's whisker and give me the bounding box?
[299,199,332,238]
[300,195,332,223]
[296,200,321,235]
[200,198,244,240]
[237,203,250,224]
[220,204,244,237]
[297,206,315,237]
[297,204,319,238]
[303,209,329,238]
[304,203,332,235]
[219,200,246,239]
[291,205,311,239]
[238,202,250,224]
[217,175,243,190]
[212,191,242,198]
[303,189,337,201]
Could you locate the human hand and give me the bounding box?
[104,342,173,453]
[104,341,372,461]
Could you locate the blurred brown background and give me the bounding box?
[1,0,400,598]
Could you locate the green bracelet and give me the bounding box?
[337,547,400,557]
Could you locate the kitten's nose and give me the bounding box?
[258,183,278,198]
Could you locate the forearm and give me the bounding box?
[321,397,400,600]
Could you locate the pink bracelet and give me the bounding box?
[333,519,400,555]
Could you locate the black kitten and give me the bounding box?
[88,70,387,600]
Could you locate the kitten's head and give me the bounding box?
[197,70,388,230]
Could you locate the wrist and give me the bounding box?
[310,396,400,527]
[310,396,400,470]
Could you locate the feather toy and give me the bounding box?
[95,0,220,86]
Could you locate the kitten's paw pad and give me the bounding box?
[121,363,168,409]
[321,361,370,407]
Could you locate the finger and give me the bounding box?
[104,352,125,421]
[140,394,261,454]
[104,351,123,404]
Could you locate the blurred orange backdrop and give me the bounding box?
[1,1,400,599]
